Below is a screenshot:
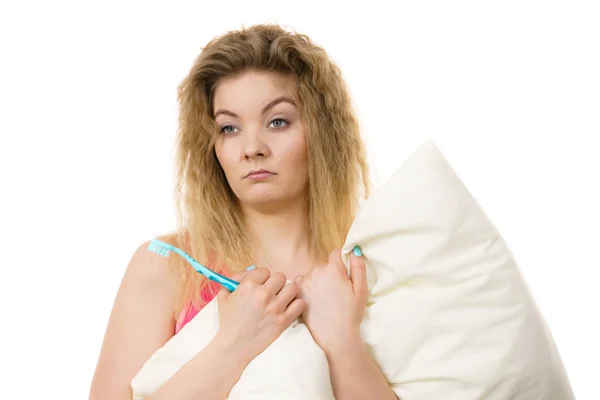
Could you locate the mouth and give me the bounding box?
[245,169,275,180]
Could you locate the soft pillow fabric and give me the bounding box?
[131,140,573,399]
[131,291,334,400]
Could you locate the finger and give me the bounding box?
[263,271,287,296]
[293,275,306,299]
[284,298,305,321]
[349,246,368,304]
[229,270,250,283]
[293,274,304,286]
[328,248,349,277]
[229,265,254,282]
[217,270,247,301]
[232,267,270,285]
[328,248,343,265]
[275,282,299,310]
[217,284,230,302]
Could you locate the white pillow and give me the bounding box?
[131,140,573,399]
[131,291,333,400]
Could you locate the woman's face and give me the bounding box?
[213,70,308,211]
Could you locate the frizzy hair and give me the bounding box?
[163,23,371,315]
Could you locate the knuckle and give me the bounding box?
[272,271,285,282]
[239,280,254,291]
[275,313,288,327]
[256,288,270,304]
[287,283,299,296]
[296,300,306,314]
[260,268,271,278]
[265,302,278,315]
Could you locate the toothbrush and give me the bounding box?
[147,238,239,292]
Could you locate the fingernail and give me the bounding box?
[246,265,256,271]
[352,246,362,257]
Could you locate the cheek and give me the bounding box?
[214,142,234,175]
[283,135,308,168]
[279,135,309,188]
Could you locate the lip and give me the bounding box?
[245,169,275,180]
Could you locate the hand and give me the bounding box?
[294,247,368,355]
[214,268,305,365]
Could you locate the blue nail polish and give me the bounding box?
[246,265,256,271]
[352,246,362,257]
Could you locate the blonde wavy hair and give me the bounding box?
[163,23,371,315]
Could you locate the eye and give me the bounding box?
[220,125,238,135]
[269,118,289,129]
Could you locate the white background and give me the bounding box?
[1,1,598,398]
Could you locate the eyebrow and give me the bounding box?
[213,96,297,119]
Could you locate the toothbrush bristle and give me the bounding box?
[148,241,171,257]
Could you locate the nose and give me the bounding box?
[242,126,270,160]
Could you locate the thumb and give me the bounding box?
[216,283,230,302]
[349,246,368,304]
[217,265,255,301]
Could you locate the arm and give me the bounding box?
[89,238,248,400]
[294,249,399,400]
[89,239,180,399]
[147,333,248,399]
[90,240,301,400]
[325,331,399,400]
[150,269,305,399]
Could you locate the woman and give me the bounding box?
[90,23,399,399]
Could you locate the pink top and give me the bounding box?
[174,279,222,334]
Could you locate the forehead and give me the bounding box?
[212,70,299,114]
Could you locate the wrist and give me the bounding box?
[211,332,252,370]
[322,326,363,358]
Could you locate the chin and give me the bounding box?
[239,189,303,211]
[243,194,286,207]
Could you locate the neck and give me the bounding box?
[241,200,314,280]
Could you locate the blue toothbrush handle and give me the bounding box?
[208,274,239,292]
[186,257,239,292]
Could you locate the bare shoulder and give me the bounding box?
[89,232,185,400]
[126,234,181,290]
